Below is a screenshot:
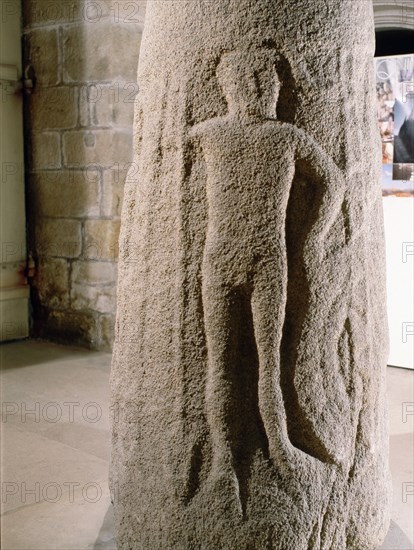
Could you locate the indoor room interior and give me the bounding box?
[0,1,413,549]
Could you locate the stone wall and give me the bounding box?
[23,0,145,350]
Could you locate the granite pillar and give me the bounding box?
[110,1,391,548]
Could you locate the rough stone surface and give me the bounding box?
[111,1,391,548]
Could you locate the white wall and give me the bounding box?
[383,197,414,369]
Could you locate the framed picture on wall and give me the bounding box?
[376,53,414,196]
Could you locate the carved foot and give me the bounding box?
[208,455,244,518]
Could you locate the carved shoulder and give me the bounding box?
[290,125,343,183]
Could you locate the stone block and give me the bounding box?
[78,86,91,126]
[29,170,100,218]
[33,257,69,309]
[23,0,85,27]
[32,309,99,349]
[101,168,126,217]
[84,220,120,261]
[63,23,142,83]
[91,84,136,127]
[79,81,136,127]
[35,218,82,258]
[112,85,137,127]
[30,132,61,170]
[62,130,132,168]
[23,29,59,87]
[28,87,78,130]
[71,282,116,314]
[23,0,147,29]
[97,313,116,351]
[71,260,117,285]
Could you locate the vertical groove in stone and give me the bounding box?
[280,156,338,462]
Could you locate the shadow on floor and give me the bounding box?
[379,520,413,550]
[93,505,117,550]
[0,339,110,370]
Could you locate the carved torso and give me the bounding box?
[193,118,297,260]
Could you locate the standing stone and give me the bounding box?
[110,1,391,548]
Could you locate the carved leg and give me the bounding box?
[201,273,251,518]
[202,278,240,472]
[250,260,293,467]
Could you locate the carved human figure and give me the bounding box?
[189,49,345,498]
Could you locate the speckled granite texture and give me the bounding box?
[110,1,391,548]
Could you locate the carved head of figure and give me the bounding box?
[216,48,280,120]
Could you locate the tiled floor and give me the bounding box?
[0,341,115,550]
[0,340,413,549]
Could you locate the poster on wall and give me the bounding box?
[376,53,414,196]
[376,53,414,370]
